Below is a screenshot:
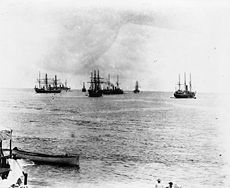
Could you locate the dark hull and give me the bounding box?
[133,89,140,93]
[102,89,124,95]
[174,92,196,98]
[88,90,103,97]
[35,88,61,93]
[61,87,71,92]
[12,148,79,166]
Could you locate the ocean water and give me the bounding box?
[0,88,229,188]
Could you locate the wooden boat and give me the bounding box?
[12,147,80,167]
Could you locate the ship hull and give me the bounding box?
[35,88,61,93]
[102,89,124,95]
[88,90,103,97]
[133,89,140,93]
[174,91,196,98]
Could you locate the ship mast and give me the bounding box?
[97,70,101,90]
[189,73,192,92]
[38,71,41,88]
[178,74,181,90]
[108,74,110,88]
[135,81,139,90]
[184,72,187,91]
[45,73,48,89]
[54,75,57,88]
[116,75,119,88]
[65,79,67,87]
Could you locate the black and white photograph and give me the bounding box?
[0,0,230,187]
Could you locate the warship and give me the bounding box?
[34,72,71,93]
[34,73,61,93]
[88,70,103,97]
[102,74,124,95]
[133,81,140,93]
[60,80,71,92]
[174,73,196,98]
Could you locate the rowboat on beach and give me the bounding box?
[12,147,80,167]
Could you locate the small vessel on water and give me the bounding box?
[12,147,79,167]
[0,130,28,187]
[102,74,124,95]
[133,81,140,93]
[88,70,103,97]
[174,73,196,98]
[82,82,86,92]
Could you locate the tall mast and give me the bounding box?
[45,73,48,89]
[54,75,57,87]
[94,70,96,90]
[184,72,186,91]
[178,74,181,90]
[65,79,67,87]
[38,71,41,88]
[90,71,93,90]
[189,73,192,92]
[135,81,138,90]
[97,70,100,90]
[108,74,110,87]
[116,75,119,88]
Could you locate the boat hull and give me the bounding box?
[174,92,196,98]
[88,90,103,97]
[35,88,61,93]
[12,148,79,167]
[133,90,140,93]
[102,89,124,95]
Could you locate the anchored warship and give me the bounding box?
[174,73,196,98]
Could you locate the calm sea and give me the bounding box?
[0,88,229,188]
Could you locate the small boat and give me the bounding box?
[82,82,86,92]
[174,73,196,98]
[12,147,80,167]
[133,81,140,93]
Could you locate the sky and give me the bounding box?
[0,0,230,92]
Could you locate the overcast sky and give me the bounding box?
[0,0,229,92]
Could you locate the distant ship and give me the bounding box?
[34,73,61,93]
[102,74,124,95]
[174,73,196,98]
[82,82,86,92]
[133,81,140,93]
[88,70,103,97]
[60,80,71,92]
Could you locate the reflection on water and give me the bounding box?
[0,89,229,188]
